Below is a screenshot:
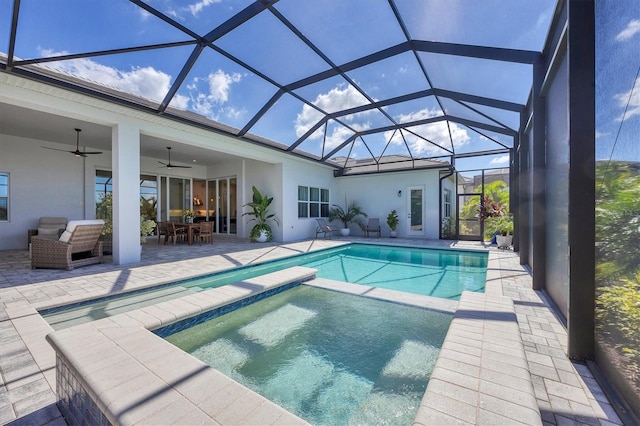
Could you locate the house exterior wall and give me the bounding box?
[0,74,449,252]
[0,134,88,250]
[334,169,444,239]
[282,159,338,242]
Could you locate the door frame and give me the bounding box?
[406,185,425,237]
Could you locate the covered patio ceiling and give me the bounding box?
[1,0,558,174]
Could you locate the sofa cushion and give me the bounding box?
[38,227,60,236]
[39,217,68,227]
[59,219,105,243]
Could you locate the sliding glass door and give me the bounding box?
[207,177,237,234]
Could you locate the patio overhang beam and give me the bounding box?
[334,160,452,177]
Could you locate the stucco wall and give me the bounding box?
[334,169,444,239]
[0,134,91,250]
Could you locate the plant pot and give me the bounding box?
[389,230,397,238]
[255,229,268,243]
[340,228,351,237]
[496,234,513,249]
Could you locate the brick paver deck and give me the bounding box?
[0,236,623,425]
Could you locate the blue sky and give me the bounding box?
[595,1,640,164]
[6,0,615,171]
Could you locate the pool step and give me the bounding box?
[45,267,318,425]
[45,285,201,329]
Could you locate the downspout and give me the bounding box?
[439,166,455,239]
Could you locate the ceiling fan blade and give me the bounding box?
[82,151,103,155]
[159,148,192,168]
[42,146,73,153]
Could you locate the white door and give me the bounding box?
[406,185,424,236]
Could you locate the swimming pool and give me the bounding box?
[42,244,486,329]
[160,284,453,425]
[305,244,487,299]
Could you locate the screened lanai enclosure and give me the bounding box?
[1,0,639,423]
[1,0,543,175]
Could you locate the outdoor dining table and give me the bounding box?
[173,222,201,245]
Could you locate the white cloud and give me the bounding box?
[490,155,510,165]
[615,76,640,121]
[40,49,173,103]
[615,19,640,42]
[168,94,189,110]
[138,9,151,20]
[295,84,371,139]
[187,0,221,16]
[383,108,469,156]
[188,69,242,120]
[324,125,357,151]
[207,69,241,103]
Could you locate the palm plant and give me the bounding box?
[243,186,279,241]
[329,198,368,230]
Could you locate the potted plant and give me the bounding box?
[493,213,514,249]
[243,186,279,242]
[387,209,399,237]
[329,198,368,237]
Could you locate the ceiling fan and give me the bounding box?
[158,146,192,169]
[42,128,102,157]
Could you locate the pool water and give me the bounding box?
[164,285,453,426]
[42,244,485,330]
[303,244,487,299]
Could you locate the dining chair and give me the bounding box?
[195,221,214,245]
[167,222,187,245]
[157,221,168,245]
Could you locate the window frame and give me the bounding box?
[443,188,452,219]
[298,185,329,218]
[0,172,8,222]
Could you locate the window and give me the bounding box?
[0,172,8,221]
[95,170,158,221]
[298,186,329,218]
[443,189,452,218]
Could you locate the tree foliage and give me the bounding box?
[596,162,640,278]
[595,161,640,392]
[596,273,640,383]
[460,179,510,240]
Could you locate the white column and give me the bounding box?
[112,123,140,264]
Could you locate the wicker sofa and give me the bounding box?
[31,220,105,270]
